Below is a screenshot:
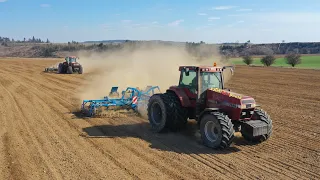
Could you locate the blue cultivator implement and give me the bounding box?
[81,86,161,117]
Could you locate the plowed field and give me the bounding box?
[0,58,319,180]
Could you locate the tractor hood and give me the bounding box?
[207,88,256,109]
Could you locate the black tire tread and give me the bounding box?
[57,63,63,74]
[159,93,175,129]
[67,66,73,74]
[78,65,83,74]
[165,91,188,131]
[201,111,235,149]
[147,94,169,132]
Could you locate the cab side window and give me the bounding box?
[179,70,197,86]
[179,70,197,93]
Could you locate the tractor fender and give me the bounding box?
[166,88,192,107]
[198,108,220,122]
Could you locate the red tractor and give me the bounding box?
[58,56,83,74]
[147,64,272,149]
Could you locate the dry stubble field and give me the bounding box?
[0,58,319,180]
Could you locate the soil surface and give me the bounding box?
[0,58,319,180]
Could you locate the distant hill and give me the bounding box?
[1,35,320,58]
[82,39,187,45]
[83,40,127,43]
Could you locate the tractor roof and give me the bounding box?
[179,65,224,72]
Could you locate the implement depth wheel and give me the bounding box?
[200,112,235,149]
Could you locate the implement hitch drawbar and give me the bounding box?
[81,86,161,117]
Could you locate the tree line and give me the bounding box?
[186,40,318,67]
[1,36,320,66]
[242,52,302,67]
[219,41,320,56]
[0,36,50,45]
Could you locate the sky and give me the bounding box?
[0,0,320,43]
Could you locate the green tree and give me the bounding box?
[242,55,253,65]
[261,55,276,66]
[285,52,301,67]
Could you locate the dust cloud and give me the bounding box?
[74,43,233,116]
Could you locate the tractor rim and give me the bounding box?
[151,102,162,125]
[204,121,219,143]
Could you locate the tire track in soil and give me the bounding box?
[30,69,320,179]
[1,133,13,180]
[239,140,320,176]
[1,59,320,180]
[0,79,63,179]
[85,113,288,180]
[82,117,233,180]
[113,116,305,180]
[35,88,217,179]
[15,73,235,180]
[0,81,36,180]
[0,69,138,179]
[4,68,185,179]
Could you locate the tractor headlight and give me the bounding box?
[241,103,256,109]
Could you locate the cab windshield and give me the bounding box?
[200,72,222,93]
[68,57,76,63]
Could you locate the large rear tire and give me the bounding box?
[147,94,169,132]
[200,112,235,149]
[57,63,63,74]
[67,66,73,74]
[241,109,272,143]
[78,65,83,74]
[165,91,188,131]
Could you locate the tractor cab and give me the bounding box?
[178,63,234,98]
[65,56,78,64]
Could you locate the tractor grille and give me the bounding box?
[240,109,254,119]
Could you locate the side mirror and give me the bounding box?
[222,66,235,75]
[185,67,190,76]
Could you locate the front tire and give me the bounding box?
[200,112,235,149]
[241,109,272,143]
